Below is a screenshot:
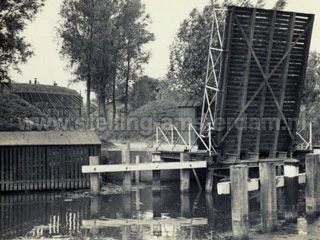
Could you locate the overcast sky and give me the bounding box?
[9,0,320,94]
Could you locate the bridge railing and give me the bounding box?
[155,123,217,156]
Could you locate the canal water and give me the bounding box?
[0,182,319,239]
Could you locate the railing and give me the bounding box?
[155,123,217,156]
[296,122,312,151]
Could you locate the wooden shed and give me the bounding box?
[0,131,101,192]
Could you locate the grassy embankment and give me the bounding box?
[99,99,179,142]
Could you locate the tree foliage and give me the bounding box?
[302,51,320,109]
[130,76,159,109]
[273,0,287,10]
[0,0,45,86]
[58,0,153,124]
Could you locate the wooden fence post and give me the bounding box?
[180,152,190,193]
[305,153,320,216]
[89,156,100,195]
[259,160,277,232]
[230,165,249,240]
[122,143,131,194]
[152,152,161,192]
[284,159,299,222]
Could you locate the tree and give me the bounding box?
[0,0,45,91]
[58,0,153,127]
[58,0,99,127]
[116,0,154,122]
[130,76,159,109]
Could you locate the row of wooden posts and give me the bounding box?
[84,143,207,195]
[83,147,320,239]
[229,154,320,239]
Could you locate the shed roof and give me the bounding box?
[0,131,101,146]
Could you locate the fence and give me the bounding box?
[0,145,100,191]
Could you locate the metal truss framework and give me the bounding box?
[200,8,228,137]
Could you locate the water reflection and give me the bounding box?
[0,183,315,239]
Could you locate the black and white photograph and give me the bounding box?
[0,0,320,239]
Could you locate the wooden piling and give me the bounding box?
[180,152,190,193]
[259,160,277,232]
[230,165,249,240]
[90,195,100,235]
[89,156,100,195]
[297,217,308,235]
[135,155,140,184]
[284,159,299,222]
[205,193,215,225]
[152,152,161,192]
[122,194,132,240]
[122,143,131,194]
[305,154,320,216]
[180,193,191,218]
[152,191,161,218]
[205,169,214,193]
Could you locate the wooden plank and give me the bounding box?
[37,146,42,190]
[9,147,13,191]
[25,146,30,191]
[48,147,53,190]
[12,147,17,191]
[62,146,66,190]
[255,10,277,153]
[53,146,57,190]
[218,178,260,195]
[271,13,296,158]
[236,8,256,158]
[82,161,207,173]
[69,146,74,189]
[4,148,9,191]
[78,147,83,189]
[34,146,38,190]
[217,174,305,195]
[66,146,70,189]
[21,147,26,191]
[0,148,4,191]
[56,146,60,189]
[41,146,45,190]
[80,147,86,189]
[44,147,48,190]
[17,147,21,191]
[82,218,208,228]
